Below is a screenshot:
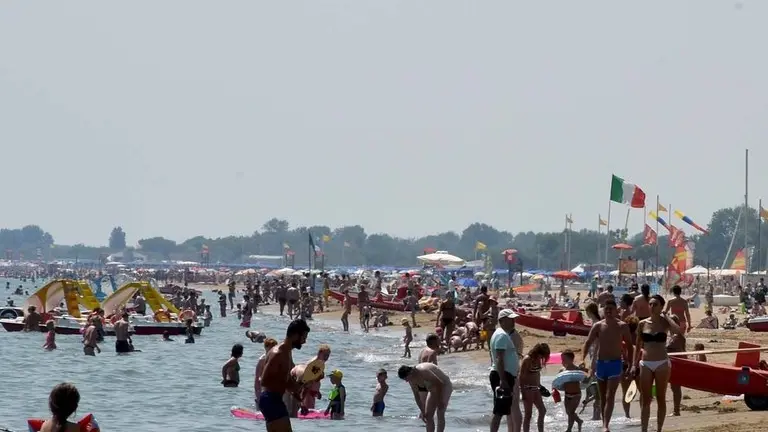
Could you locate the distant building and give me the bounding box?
[107,251,148,263]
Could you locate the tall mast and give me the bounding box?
[745,149,749,271]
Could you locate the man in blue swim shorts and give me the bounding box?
[259,319,311,432]
[582,300,633,432]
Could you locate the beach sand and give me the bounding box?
[312,299,768,432]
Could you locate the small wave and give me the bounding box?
[354,351,402,363]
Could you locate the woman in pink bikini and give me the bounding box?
[43,320,56,351]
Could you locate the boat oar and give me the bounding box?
[668,346,768,356]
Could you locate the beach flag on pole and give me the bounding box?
[609,175,646,208]
[760,205,768,221]
[475,241,487,251]
[643,225,657,245]
[673,210,709,234]
[322,235,331,243]
[599,216,607,226]
[657,203,668,212]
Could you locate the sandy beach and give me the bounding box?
[311,295,768,432]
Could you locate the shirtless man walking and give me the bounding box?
[286,283,300,319]
[398,363,453,432]
[114,312,132,354]
[357,286,370,330]
[259,319,311,432]
[582,300,634,432]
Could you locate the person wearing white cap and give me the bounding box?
[489,309,523,432]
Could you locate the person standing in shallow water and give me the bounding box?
[398,363,453,432]
[221,343,243,387]
[259,319,311,432]
[40,383,81,432]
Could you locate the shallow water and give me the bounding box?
[0,279,642,431]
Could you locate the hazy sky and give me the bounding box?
[1,1,766,246]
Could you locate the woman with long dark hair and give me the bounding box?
[632,295,682,432]
[43,382,80,432]
[519,343,550,432]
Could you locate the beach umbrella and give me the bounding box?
[612,243,633,250]
[552,270,579,280]
[416,252,465,266]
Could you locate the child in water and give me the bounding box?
[203,304,213,327]
[40,382,80,432]
[184,319,195,344]
[559,350,585,432]
[324,369,346,419]
[371,368,388,417]
[162,331,174,342]
[43,320,56,351]
[402,318,413,358]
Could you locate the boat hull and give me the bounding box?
[514,313,591,336]
[327,290,406,312]
[670,356,768,397]
[747,316,768,332]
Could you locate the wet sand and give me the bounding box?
[312,298,768,432]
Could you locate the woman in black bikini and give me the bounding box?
[631,295,682,432]
[221,343,244,387]
[519,343,550,432]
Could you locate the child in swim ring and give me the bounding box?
[559,350,585,432]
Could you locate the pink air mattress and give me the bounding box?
[231,406,330,420]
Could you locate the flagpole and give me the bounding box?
[745,149,749,272]
[605,202,612,273]
[565,213,573,270]
[655,195,660,278]
[563,214,568,269]
[758,198,762,274]
[596,214,601,267]
[666,203,672,291]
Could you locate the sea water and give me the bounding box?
[0,281,640,431]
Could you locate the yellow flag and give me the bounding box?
[658,204,668,212]
[322,235,331,243]
[475,241,487,251]
[761,206,768,221]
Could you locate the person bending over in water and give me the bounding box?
[259,319,311,432]
[40,382,81,432]
[43,320,56,351]
[222,343,244,387]
[288,344,331,416]
[255,338,279,409]
[246,330,267,343]
[398,363,453,432]
[371,369,389,417]
[582,299,633,432]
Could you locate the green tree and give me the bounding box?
[109,227,127,250]
[137,237,177,260]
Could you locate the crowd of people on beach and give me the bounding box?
[9,267,768,432]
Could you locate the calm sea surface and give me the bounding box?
[0,278,640,431]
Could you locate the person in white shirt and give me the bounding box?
[489,309,524,432]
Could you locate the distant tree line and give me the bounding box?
[1,205,764,269]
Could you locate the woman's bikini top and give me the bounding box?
[641,331,667,343]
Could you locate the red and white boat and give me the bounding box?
[327,289,406,312]
[669,342,768,411]
[513,309,592,336]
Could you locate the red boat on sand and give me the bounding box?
[746,316,768,332]
[327,290,406,312]
[514,309,591,336]
[670,342,768,411]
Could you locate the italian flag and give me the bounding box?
[610,174,646,208]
